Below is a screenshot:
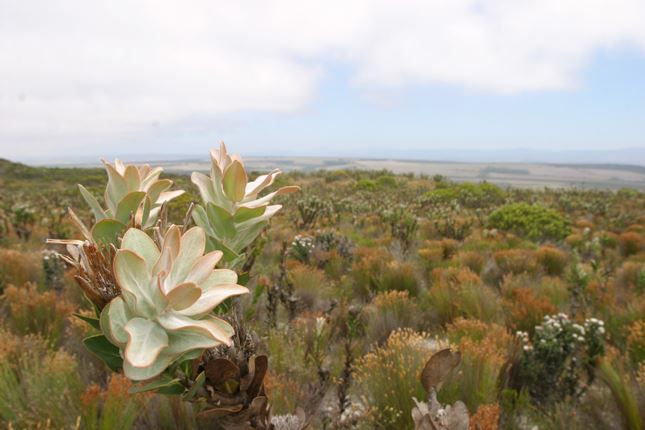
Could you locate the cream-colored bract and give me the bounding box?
[101,225,248,381]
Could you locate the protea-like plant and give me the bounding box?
[79,159,184,243]
[191,142,299,264]
[101,225,248,380]
[48,145,299,428]
[49,160,185,308]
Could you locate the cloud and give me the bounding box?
[1,0,645,154]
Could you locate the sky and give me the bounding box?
[1,1,645,163]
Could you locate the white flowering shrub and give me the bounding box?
[289,235,315,263]
[515,313,605,404]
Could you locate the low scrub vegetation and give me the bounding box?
[0,154,643,429]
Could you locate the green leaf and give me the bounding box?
[93,302,102,319]
[84,334,123,372]
[115,191,146,224]
[206,236,240,262]
[73,313,100,330]
[129,373,185,395]
[182,371,206,401]
[234,206,266,223]
[230,219,267,251]
[78,184,106,221]
[238,272,250,286]
[158,381,186,395]
[214,297,234,314]
[91,218,126,245]
[251,281,264,305]
[206,203,236,240]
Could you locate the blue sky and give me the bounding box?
[127,50,645,160]
[1,1,645,162]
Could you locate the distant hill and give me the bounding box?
[18,146,645,166]
[3,155,644,190]
[154,157,645,190]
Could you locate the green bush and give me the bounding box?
[424,181,506,208]
[356,179,377,191]
[375,175,397,188]
[487,203,570,241]
[356,175,398,191]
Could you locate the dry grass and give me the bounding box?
[353,329,438,429]
[3,282,76,346]
[364,290,420,345]
[494,249,538,276]
[0,249,42,290]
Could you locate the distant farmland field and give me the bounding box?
[155,157,645,190]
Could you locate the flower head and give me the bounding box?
[101,226,248,380]
[79,159,184,230]
[191,142,300,262]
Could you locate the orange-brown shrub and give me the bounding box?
[616,261,645,291]
[619,231,644,257]
[565,233,584,248]
[494,249,537,276]
[81,373,151,429]
[500,275,570,309]
[288,262,331,310]
[600,231,619,249]
[432,267,482,288]
[428,268,502,325]
[503,287,557,334]
[626,320,645,365]
[365,290,420,345]
[322,249,346,280]
[265,371,306,415]
[444,319,512,411]
[418,239,459,272]
[470,403,501,430]
[447,318,512,365]
[351,247,390,299]
[626,224,645,234]
[3,282,76,346]
[0,249,42,290]
[353,329,435,429]
[532,277,569,310]
[375,260,419,296]
[574,219,594,230]
[459,251,486,275]
[536,245,568,276]
[418,246,444,271]
[441,239,460,258]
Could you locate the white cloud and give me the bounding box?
[1,0,645,155]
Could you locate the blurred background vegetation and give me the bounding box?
[0,158,643,429]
